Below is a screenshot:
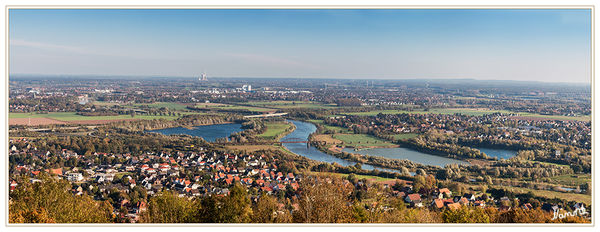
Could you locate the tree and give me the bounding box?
[139,191,194,223]
[196,184,252,223]
[293,176,353,223]
[442,206,490,223]
[219,184,253,223]
[9,175,113,223]
[252,193,287,223]
[496,208,553,223]
[9,207,56,223]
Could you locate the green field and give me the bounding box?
[134,102,189,111]
[332,134,394,147]
[9,112,179,121]
[247,101,337,109]
[391,133,419,140]
[548,174,591,187]
[527,160,570,168]
[516,112,590,122]
[196,103,274,112]
[258,122,293,140]
[94,101,190,111]
[308,120,353,133]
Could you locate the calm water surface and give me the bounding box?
[147,123,243,142]
[476,147,518,159]
[342,147,468,167]
[282,120,403,173]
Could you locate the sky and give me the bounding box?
[9,9,592,83]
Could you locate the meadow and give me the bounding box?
[9,112,179,122]
[308,119,353,133]
[196,103,274,112]
[332,134,395,147]
[513,112,590,122]
[247,101,337,109]
[258,122,293,140]
[133,102,190,111]
[547,174,591,187]
[391,133,419,141]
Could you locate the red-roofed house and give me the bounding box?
[405,194,422,207]
[49,168,63,175]
[432,199,444,209]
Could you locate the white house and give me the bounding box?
[67,172,84,182]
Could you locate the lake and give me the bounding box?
[476,147,518,159]
[342,147,469,167]
[147,123,243,142]
[282,120,404,174]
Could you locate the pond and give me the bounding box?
[147,123,244,142]
[341,147,469,167]
[476,147,518,160]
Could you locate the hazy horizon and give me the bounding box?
[9,9,592,83]
[9,73,592,85]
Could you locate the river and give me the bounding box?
[281,120,403,173]
[341,147,469,167]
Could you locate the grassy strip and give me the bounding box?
[515,112,590,122]
[247,101,337,109]
[547,174,591,187]
[133,102,189,111]
[391,133,418,140]
[9,112,179,121]
[195,103,274,112]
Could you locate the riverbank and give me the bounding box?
[309,128,463,169]
[310,136,431,172]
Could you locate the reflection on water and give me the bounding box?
[342,147,468,167]
[147,123,243,142]
[282,120,404,174]
[476,147,518,159]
